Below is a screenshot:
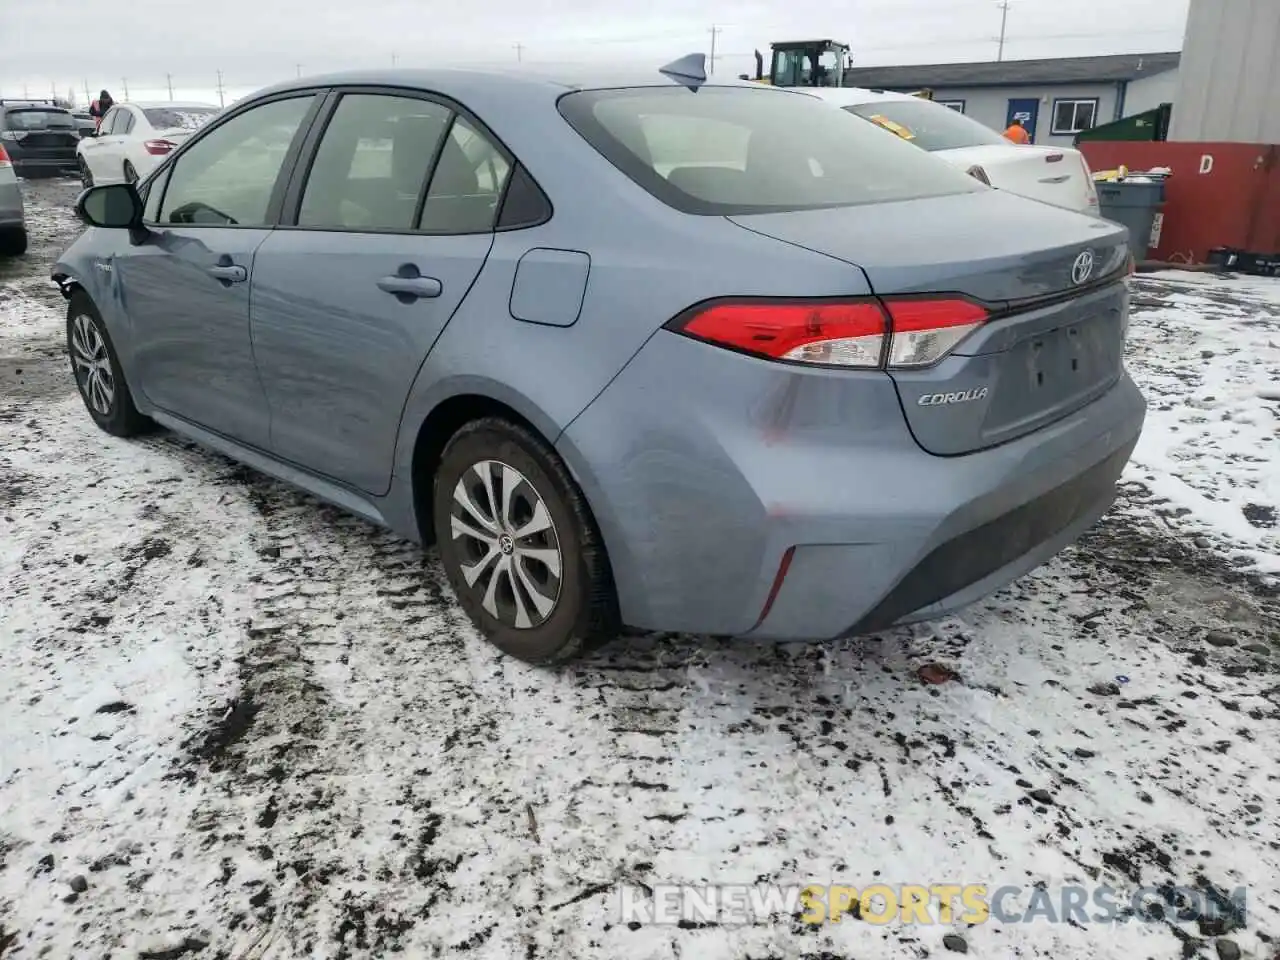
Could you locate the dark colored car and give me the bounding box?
[0,101,81,178]
[73,112,98,139]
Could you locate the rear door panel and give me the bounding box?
[250,231,493,494]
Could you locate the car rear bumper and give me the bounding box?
[557,329,1146,639]
[0,180,22,226]
[11,155,79,177]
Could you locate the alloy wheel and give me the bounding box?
[70,313,115,416]
[449,459,563,629]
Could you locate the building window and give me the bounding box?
[1051,98,1098,135]
[935,100,966,113]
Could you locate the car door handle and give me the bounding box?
[377,275,442,300]
[207,264,247,283]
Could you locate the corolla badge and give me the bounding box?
[1071,249,1095,285]
[918,387,989,407]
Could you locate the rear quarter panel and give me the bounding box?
[391,83,879,479]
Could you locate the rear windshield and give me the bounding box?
[4,109,76,130]
[844,100,1007,152]
[142,107,218,131]
[557,86,983,215]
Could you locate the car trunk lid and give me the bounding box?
[938,143,1100,215]
[729,189,1131,456]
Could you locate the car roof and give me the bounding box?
[800,87,920,106]
[245,66,801,103]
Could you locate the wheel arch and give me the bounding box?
[406,384,562,546]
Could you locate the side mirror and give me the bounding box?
[76,183,149,243]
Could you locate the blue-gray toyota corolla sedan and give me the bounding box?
[52,62,1146,663]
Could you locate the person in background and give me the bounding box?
[89,90,115,131]
[1002,117,1031,144]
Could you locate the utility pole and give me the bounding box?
[51,81,58,101]
[513,42,524,63]
[22,82,29,98]
[296,63,303,78]
[166,73,174,100]
[996,0,1011,62]
[215,69,225,107]
[83,79,91,104]
[122,77,129,98]
[708,24,721,74]
[391,51,398,67]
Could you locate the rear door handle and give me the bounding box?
[377,275,442,300]
[207,264,247,283]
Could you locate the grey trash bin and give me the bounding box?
[1095,179,1166,258]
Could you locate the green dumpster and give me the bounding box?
[1074,103,1172,145]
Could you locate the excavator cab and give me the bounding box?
[747,40,850,87]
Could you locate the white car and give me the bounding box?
[803,87,1100,216]
[77,101,220,187]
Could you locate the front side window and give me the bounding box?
[559,86,983,216]
[142,165,172,223]
[299,94,451,231]
[417,115,512,233]
[844,99,1007,152]
[1051,99,1098,135]
[159,95,314,227]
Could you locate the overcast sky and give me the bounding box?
[1,0,1189,104]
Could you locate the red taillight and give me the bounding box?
[0,144,10,167]
[143,139,176,155]
[676,300,888,367]
[966,164,991,185]
[669,296,989,369]
[883,299,989,368]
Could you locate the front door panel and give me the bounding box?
[114,228,273,448]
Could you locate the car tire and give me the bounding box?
[432,417,618,664]
[79,157,94,189]
[0,227,26,257]
[66,293,153,437]
[123,161,138,186]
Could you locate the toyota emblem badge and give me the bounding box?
[1071,249,1095,285]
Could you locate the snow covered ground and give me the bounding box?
[0,178,1277,960]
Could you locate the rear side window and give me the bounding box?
[299,93,452,231]
[3,109,76,130]
[558,86,982,215]
[417,115,512,234]
[844,100,1008,152]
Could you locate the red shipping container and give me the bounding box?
[1077,141,1280,265]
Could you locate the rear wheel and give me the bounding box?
[123,161,138,186]
[0,227,26,257]
[79,157,94,189]
[432,417,617,664]
[67,293,153,437]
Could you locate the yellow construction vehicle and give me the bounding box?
[739,39,851,88]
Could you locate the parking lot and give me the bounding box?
[1,176,1278,959]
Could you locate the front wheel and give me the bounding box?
[432,418,618,664]
[79,157,94,189]
[123,161,138,185]
[67,293,153,437]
